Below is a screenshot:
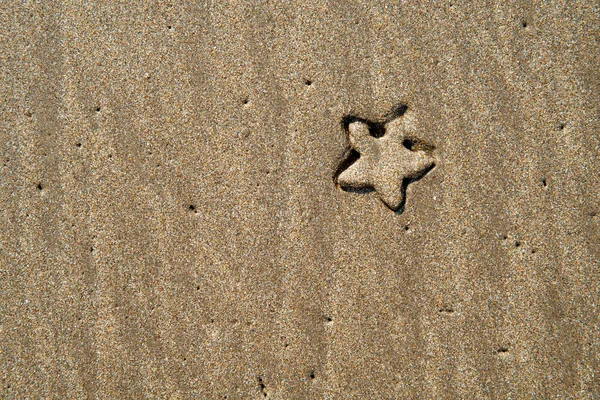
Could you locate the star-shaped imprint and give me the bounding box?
[335,107,435,212]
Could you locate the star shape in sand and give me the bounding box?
[337,111,435,211]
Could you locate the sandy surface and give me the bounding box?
[1,1,598,398]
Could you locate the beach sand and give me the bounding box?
[1,1,598,398]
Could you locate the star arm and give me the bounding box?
[404,150,435,179]
[337,160,373,188]
[374,180,405,211]
[384,113,416,143]
[348,121,377,154]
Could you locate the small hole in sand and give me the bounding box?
[257,377,267,397]
[402,138,415,150]
[304,79,312,86]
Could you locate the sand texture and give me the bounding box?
[1,1,599,398]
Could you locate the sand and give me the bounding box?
[1,1,598,398]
